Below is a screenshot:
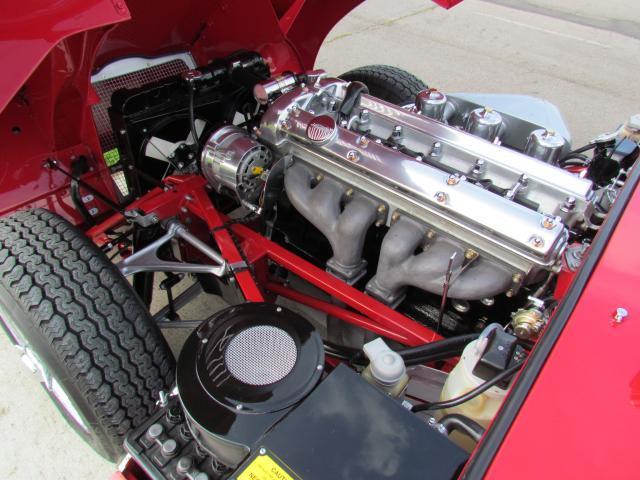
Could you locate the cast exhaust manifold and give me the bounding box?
[284,161,379,283]
[365,216,512,305]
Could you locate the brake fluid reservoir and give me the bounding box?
[439,325,516,450]
[362,338,409,398]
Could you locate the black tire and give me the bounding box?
[339,65,428,106]
[0,209,174,461]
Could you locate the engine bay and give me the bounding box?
[92,51,638,479]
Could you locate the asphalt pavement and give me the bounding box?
[1,0,638,478]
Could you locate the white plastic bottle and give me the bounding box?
[438,324,513,451]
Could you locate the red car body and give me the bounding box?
[0,1,637,478]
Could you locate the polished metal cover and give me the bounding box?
[257,75,595,284]
[306,114,336,143]
[201,125,272,203]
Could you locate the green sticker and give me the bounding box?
[103,148,121,167]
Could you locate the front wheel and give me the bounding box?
[0,209,175,461]
[339,64,428,106]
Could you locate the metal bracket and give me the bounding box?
[228,260,249,272]
[124,209,161,227]
[117,220,227,277]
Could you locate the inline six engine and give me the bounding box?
[202,71,594,307]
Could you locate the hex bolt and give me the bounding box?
[464,248,478,260]
[345,188,354,197]
[434,191,448,203]
[612,307,628,324]
[473,158,486,175]
[259,448,267,455]
[359,109,370,121]
[184,195,193,202]
[276,306,283,313]
[505,289,515,298]
[430,141,442,157]
[481,297,495,306]
[391,211,401,223]
[346,150,360,162]
[315,174,324,182]
[447,174,461,185]
[377,204,386,213]
[563,196,576,211]
[180,206,188,214]
[357,135,369,147]
[452,299,470,313]
[530,235,544,248]
[235,404,243,410]
[541,215,556,229]
[392,125,403,139]
[512,273,523,283]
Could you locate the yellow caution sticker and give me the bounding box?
[236,452,298,480]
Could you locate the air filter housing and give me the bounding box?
[177,303,324,468]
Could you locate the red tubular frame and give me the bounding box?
[266,282,413,344]
[89,174,442,347]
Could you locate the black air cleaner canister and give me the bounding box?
[177,303,324,468]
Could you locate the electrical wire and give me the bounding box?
[411,361,524,413]
[395,333,479,360]
[560,143,597,160]
[404,349,467,366]
[559,153,590,169]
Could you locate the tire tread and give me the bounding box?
[0,209,174,456]
[339,64,428,105]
